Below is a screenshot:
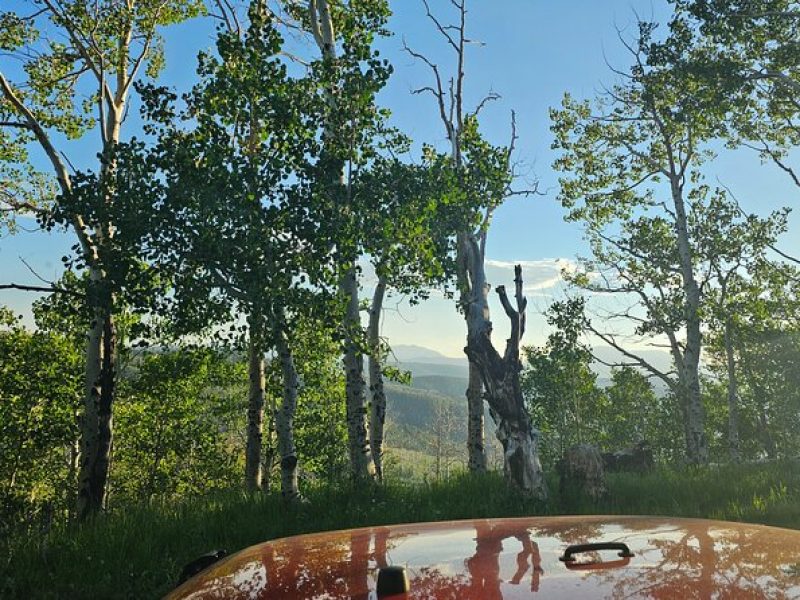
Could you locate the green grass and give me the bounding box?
[3,460,799,599]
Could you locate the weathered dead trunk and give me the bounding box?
[463,256,547,499]
[245,332,266,491]
[466,361,487,472]
[275,324,300,499]
[723,317,740,462]
[457,230,488,473]
[367,277,388,482]
[76,302,114,520]
[341,266,373,479]
[670,176,708,465]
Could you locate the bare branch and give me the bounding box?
[0,282,84,297]
[496,284,515,319]
[0,120,30,129]
[403,39,452,140]
[421,0,459,53]
[587,322,675,389]
[746,68,800,94]
[748,140,800,188]
[212,0,242,35]
[470,91,499,120]
[19,256,57,287]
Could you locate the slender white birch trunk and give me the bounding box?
[77,106,122,517]
[670,176,709,464]
[723,317,740,462]
[309,0,373,479]
[275,320,300,499]
[341,266,373,478]
[367,277,388,482]
[245,329,266,491]
[0,74,114,519]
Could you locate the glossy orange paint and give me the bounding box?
[166,516,800,599]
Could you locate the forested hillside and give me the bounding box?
[2,0,800,597]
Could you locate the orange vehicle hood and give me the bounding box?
[166,515,800,599]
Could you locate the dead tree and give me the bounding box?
[404,0,491,473]
[464,263,547,498]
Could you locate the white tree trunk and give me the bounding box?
[724,317,740,462]
[341,267,373,479]
[76,102,125,518]
[308,0,374,480]
[76,293,112,519]
[245,334,265,490]
[275,324,300,499]
[670,177,708,465]
[2,9,160,519]
[758,408,778,459]
[368,278,388,482]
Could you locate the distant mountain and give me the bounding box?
[410,375,469,398]
[399,361,469,379]
[389,344,449,361]
[383,343,674,468]
[388,343,672,400]
[389,345,467,366]
[387,345,468,382]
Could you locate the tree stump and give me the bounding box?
[558,443,607,503]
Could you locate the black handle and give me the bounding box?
[559,542,634,563]
[377,566,410,597]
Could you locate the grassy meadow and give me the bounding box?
[2,460,799,599]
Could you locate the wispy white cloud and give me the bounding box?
[358,256,581,301]
[484,257,577,294]
[523,274,562,292]
[485,258,576,270]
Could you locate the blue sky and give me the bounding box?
[2,0,799,357]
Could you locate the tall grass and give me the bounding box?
[3,461,799,599]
